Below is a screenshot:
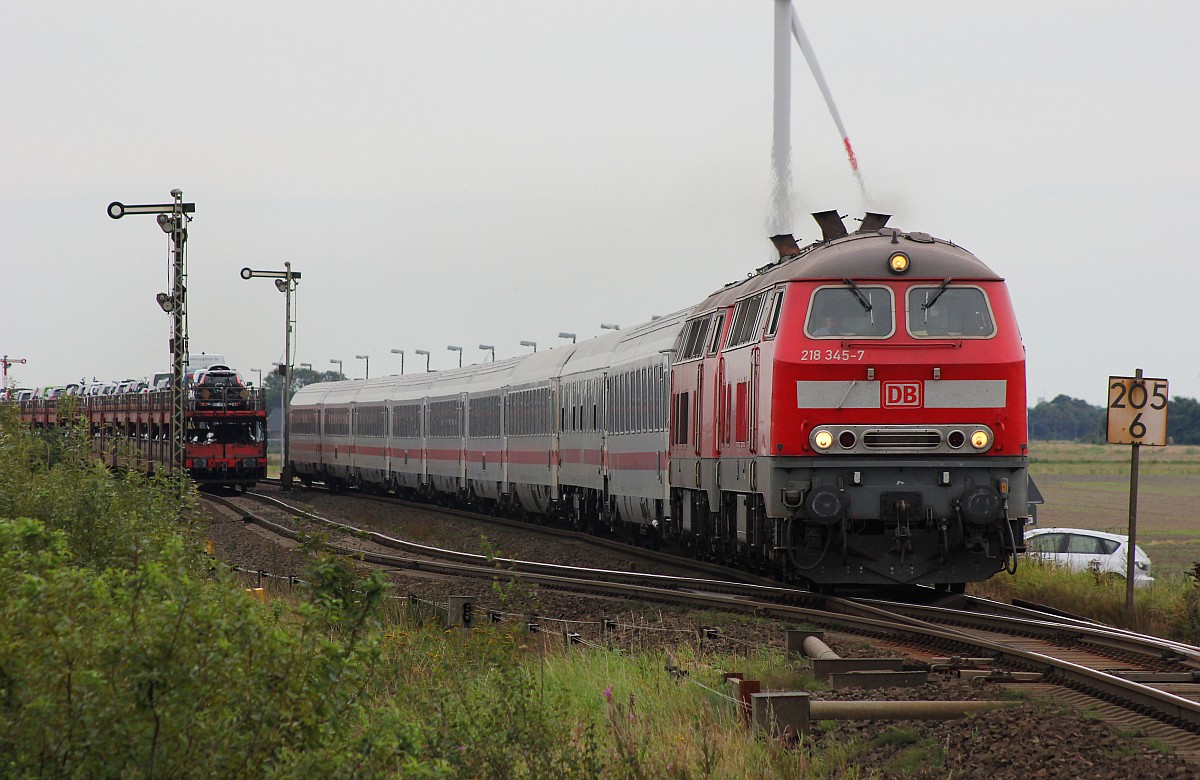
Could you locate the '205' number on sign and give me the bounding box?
[1107,378,1168,443]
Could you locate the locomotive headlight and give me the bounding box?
[813,430,834,450]
[887,252,911,274]
[970,430,991,450]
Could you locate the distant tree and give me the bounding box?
[1028,393,1200,444]
[1028,395,1104,442]
[1169,396,1200,445]
[262,367,342,413]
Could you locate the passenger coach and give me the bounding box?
[287,311,683,531]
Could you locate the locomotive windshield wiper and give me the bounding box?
[921,277,953,311]
[841,278,873,312]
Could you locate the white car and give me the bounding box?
[1024,527,1154,586]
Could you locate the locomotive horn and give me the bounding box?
[812,210,848,241]
[769,233,803,260]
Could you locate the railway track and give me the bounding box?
[202,487,1200,762]
[256,477,791,588]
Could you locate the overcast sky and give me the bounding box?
[3,2,1198,406]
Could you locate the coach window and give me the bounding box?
[622,374,631,433]
[639,368,648,432]
[805,285,894,339]
[905,285,996,338]
[621,373,629,434]
[593,377,600,431]
[631,371,639,432]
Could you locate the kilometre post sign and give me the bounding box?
[1106,375,1168,446]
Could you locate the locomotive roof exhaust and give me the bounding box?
[812,210,848,240]
[811,211,893,242]
[769,233,803,260]
[770,212,895,261]
[858,212,891,233]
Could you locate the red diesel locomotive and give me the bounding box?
[288,212,1031,589]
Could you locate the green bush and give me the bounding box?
[0,405,436,778]
[0,515,439,778]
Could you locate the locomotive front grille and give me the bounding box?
[809,423,995,456]
[862,430,941,449]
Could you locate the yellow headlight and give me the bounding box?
[888,252,910,274]
[814,430,834,450]
[970,430,990,450]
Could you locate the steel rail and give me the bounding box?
[214,491,805,601]
[258,477,787,588]
[858,596,1200,668]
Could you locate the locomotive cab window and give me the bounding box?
[764,287,785,339]
[905,285,996,338]
[676,316,710,362]
[726,291,770,348]
[805,285,894,339]
[707,312,726,355]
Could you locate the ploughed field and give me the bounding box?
[1030,441,1200,577]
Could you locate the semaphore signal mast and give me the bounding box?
[2,355,28,399]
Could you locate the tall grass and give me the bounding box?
[972,559,1200,641]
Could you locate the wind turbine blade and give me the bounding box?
[790,3,869,204]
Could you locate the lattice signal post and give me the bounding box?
[107,191,195,478]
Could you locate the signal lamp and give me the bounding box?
[813,430,834,450]
[838,430,857,449]
[887,252,910,274]
[970,430,991,450]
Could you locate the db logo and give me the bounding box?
[883,381,922,408]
